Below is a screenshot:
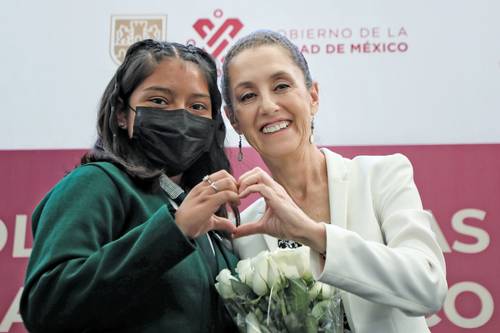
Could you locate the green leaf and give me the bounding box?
[260,326,273,333]
[311,299,331,320]
[284,313,304,333]
[285,278,310,315]
[305,314,318,333]
[231,279,253,297]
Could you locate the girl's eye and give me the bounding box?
[240,92,256,103]
[191,103,208,111]
[150,97,168,105]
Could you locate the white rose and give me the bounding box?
[236,258,254,285]
[251,251,270,296]
[266,256,283,290]
[271,247,311,280]
[215,268,237,299]
[319,282,336,300]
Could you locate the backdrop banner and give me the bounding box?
[1,145,498,332]
[1,0,499,332]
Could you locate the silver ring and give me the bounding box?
[203,175,213,185]
[210,182,218,193]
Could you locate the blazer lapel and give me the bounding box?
[245,149,350,253]
[322,148,349,229]
[263,234,278,252]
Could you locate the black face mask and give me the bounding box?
[132,107,215,176]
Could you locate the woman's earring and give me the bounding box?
[238,135,244,161]
[309,116,315,144]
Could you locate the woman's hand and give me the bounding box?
[175,170,240,239]
[234,167,325,252]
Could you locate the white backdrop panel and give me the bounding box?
[0,0,499,149]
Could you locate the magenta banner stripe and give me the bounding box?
[0,144,498,332]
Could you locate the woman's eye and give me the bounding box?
[274,83,290,92]
[150,97,168,105]
[240,92,256,102]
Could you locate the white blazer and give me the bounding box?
[233,148,447,333]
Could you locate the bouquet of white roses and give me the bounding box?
[215,247,343,333]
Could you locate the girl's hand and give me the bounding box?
[175,170,240,239]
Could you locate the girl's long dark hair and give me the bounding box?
[81,39,230,195]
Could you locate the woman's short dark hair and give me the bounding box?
[82,39,230,192]
[221,30,313,117]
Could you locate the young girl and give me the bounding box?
[21,40,239,333]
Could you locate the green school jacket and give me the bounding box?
[20,162,239,333]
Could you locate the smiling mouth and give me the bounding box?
[261,120,291,134]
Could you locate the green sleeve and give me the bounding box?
[21,164,195,332]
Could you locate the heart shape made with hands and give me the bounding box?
[230,167,316,242]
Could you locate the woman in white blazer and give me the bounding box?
[221,30,447,333]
